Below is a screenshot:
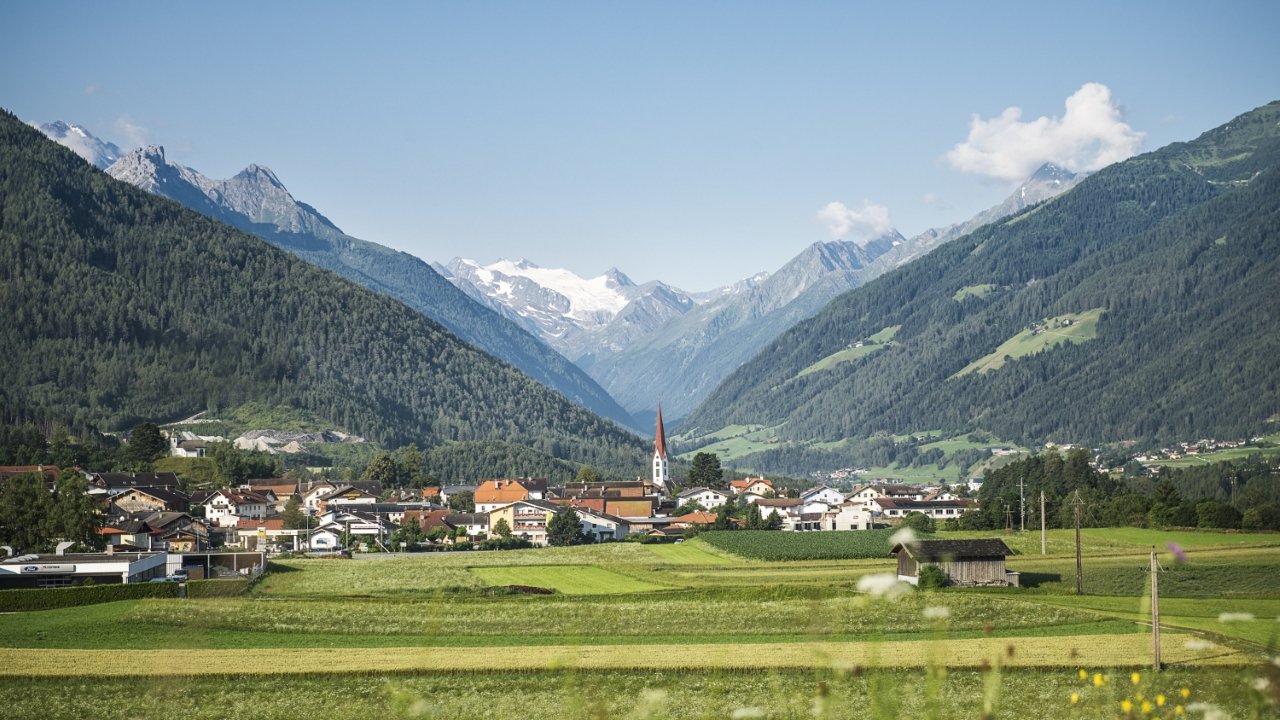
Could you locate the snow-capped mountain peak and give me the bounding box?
[33,120,125,169]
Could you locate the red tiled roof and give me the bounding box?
[236,518,285,530]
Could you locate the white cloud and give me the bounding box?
[816,200,893,243]
[113,114,149,148]
[945,83,1145,182]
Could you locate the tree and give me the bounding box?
[1196,499,1242,529]
[741,501,763,530]
[673,500,705,516]
[575,466,600,484]
[1241,503,1280,531]
[900,511,935,533]
[547,506,585,546]
[392,518,425,549]
[49,470,103,551]
[448,491,475,513]
[361,454,397,488]
[281,495,307,530]
[125,423,167,468]
[763,510,784,530]
[492,517,512,538]
[393,444,424,487]
[712,502,734,531]
[688,452,723,487]
[0,473,55,552]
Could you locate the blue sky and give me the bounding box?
[2,1,1277,290]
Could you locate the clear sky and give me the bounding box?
[2,1,1277,290]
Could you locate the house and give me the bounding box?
[487,499,562,545]
[244,479,300,512]
[848,483,928,503]
[827,501,871,531]
[439,485,477,506]
[754,497,802,520]
[445,512,489,537]
[301,481,338,514]
[573,508,630,542]
[203,489,271,528]
[235,518,306,551]
[475,479,544,513]
[90,472,182,496]
[420,486,441,501]
[676,487,729,510]
[308,510,397,551]
[110,486,190,514]
[728,477,774,496]
[800,485,845,507]
[890,538,1016,587]
[316,485,380,513]
[0,465,61,488]
[868,497,973,522]
[669,511,718,526]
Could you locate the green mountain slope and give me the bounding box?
[682,101,1280,471]
[0,110,647,475]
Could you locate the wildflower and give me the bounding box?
[1217,612,1255,622]
[1070,692,1080,704]
[1121,699,1133,713]
[856,573,911,600]
[730,709,765,719]
[1131,671,1141,685]
[1156,694,1166,707]
[1187,702,1225,720]
[1183,639,1217,651]
[1180,687,1190,699]
[889,526,918,546]
[1167,542,1186,563]
[1078,668,1088,680]
[1174,706,1185,715]
[1142,700,1152,713]
[1093,673,1106,687]
[1253,677,1271,692]
[923,605,950,620]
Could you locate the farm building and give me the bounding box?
[889,538,1018,587]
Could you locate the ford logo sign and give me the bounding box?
[22,566,38,572]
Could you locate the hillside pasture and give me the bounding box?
[953,308,1105,377]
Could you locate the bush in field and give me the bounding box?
[900,512,935,533]
[917,564,947,590]
[699,529,902,561]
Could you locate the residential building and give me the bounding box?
[676,487,729,510]
[109,486,190,514]
[729,477,774,496]
[203,489,271,528]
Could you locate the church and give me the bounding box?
[651,403,670,496]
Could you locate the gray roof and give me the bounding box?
[890,538,1013,561]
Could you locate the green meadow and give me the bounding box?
[2,529,1278,719]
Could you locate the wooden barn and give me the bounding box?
[890,538,1018,587]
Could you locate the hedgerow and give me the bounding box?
[0,581,177,612]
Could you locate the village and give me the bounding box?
[0,412,982,590]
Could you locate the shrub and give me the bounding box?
[917,564,948,590]
[900,512,935,533]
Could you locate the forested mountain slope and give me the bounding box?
[683,101,1280,462]
[0,110,647,475]
[100,144,637,430]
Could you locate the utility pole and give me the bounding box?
[1073,490,1084,595]
[1040,490,1046,556]
[1004,504,1013,533]
[1151,548,1161,671]
[1019,472,1026,533]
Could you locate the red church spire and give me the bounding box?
[654,403,667,459]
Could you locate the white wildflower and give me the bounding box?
[1183,639,1217,651]
[857,573,912,600]
[1188,702,1227,720]
[1217,612,1255,623]
[890,526,918,546]
[923,605,951,620]
[1253,677,1271,692]
[731,709,765,719]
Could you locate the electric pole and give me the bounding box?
[1040,490,1046,555]
[1151,548,1161,671]
[1073,490,1084,595]
[1019,472,1026,532]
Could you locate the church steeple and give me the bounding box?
[652,403,670,494]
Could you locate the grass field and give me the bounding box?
[3,527,1279,719]
[952,283,998,301]
[954,308,1105,377]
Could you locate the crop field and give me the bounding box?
[3,527,1278,719]
[699,529,902,561]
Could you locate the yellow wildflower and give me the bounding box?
[1070,692,1079,704]
[1175,706,1185,715]
[1078,668,1088,680]
[1142,700,1152,713]
[1094,673,1105,687]
[1131,672,1142,685]
[1121,699,1133,713]
[1179,687,1190,699]
[1156,694,1166,707]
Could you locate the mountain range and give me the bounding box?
[442,164,1082,422]
[1,109,648,477]
[33,127,637,431]
[680,101,1280,475]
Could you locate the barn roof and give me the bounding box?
[889,538,1013,561]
